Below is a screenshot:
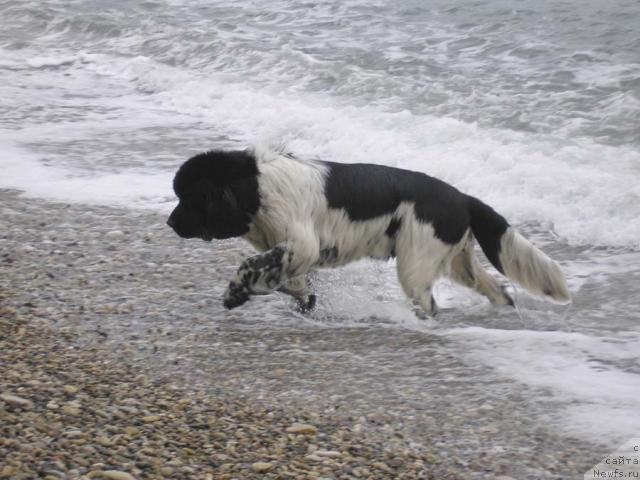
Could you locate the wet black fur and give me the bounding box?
[467,197,509,274]
[167,150,260,241]
[325,162,472,245]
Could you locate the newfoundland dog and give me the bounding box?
[167,147,570,317]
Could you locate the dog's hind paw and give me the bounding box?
[411,295,439,320]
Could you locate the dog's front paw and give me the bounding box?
[295,294,317,313]
[223,282,250,310]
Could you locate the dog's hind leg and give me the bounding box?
[396,260,439,318]
[450,236,514,306]
[395,232,450,319]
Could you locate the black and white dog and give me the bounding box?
[167,147,570,317]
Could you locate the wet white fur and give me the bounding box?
[499,228,571,303]
[239,147,569,315]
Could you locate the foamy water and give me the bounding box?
[1,0,639,452]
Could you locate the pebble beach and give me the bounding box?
[0,303,457,480]
[0,189,603,479]
[1,189,470,480]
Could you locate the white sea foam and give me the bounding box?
[444,327,640,447]
[0,141,174,212]
[25,55,78,68]
[74,53,640,249]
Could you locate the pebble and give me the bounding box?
[118,405,139,415]
[0,393,34,409]
[0,466,16,478]
[96,436,113,446]
[372,461,392,472]
[286,423,317,435]
[100,471,136,480]
[123,426,140,437]
[62,405,81,416]
[159,466,174,476]
[63,385,79,395]
[141,415,162,423]
[251,462,274,473]
[63,429,84,438]
[314,450,341,458]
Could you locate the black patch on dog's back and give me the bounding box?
[323,162,469,244]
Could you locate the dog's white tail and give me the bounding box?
[467,196,571,304]
[499,228,571,303]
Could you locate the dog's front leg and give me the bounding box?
[278,275,316,313]
[223,240,317,310]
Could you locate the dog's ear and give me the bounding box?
[228,175,260,214]
[221,187,240,210]
[202,183,252,239]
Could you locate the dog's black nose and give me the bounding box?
[167,217,176,229]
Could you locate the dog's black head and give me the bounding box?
[167,149,260,241]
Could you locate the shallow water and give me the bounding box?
[1,0,640,475]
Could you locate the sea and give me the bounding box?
[1,0,639,471]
